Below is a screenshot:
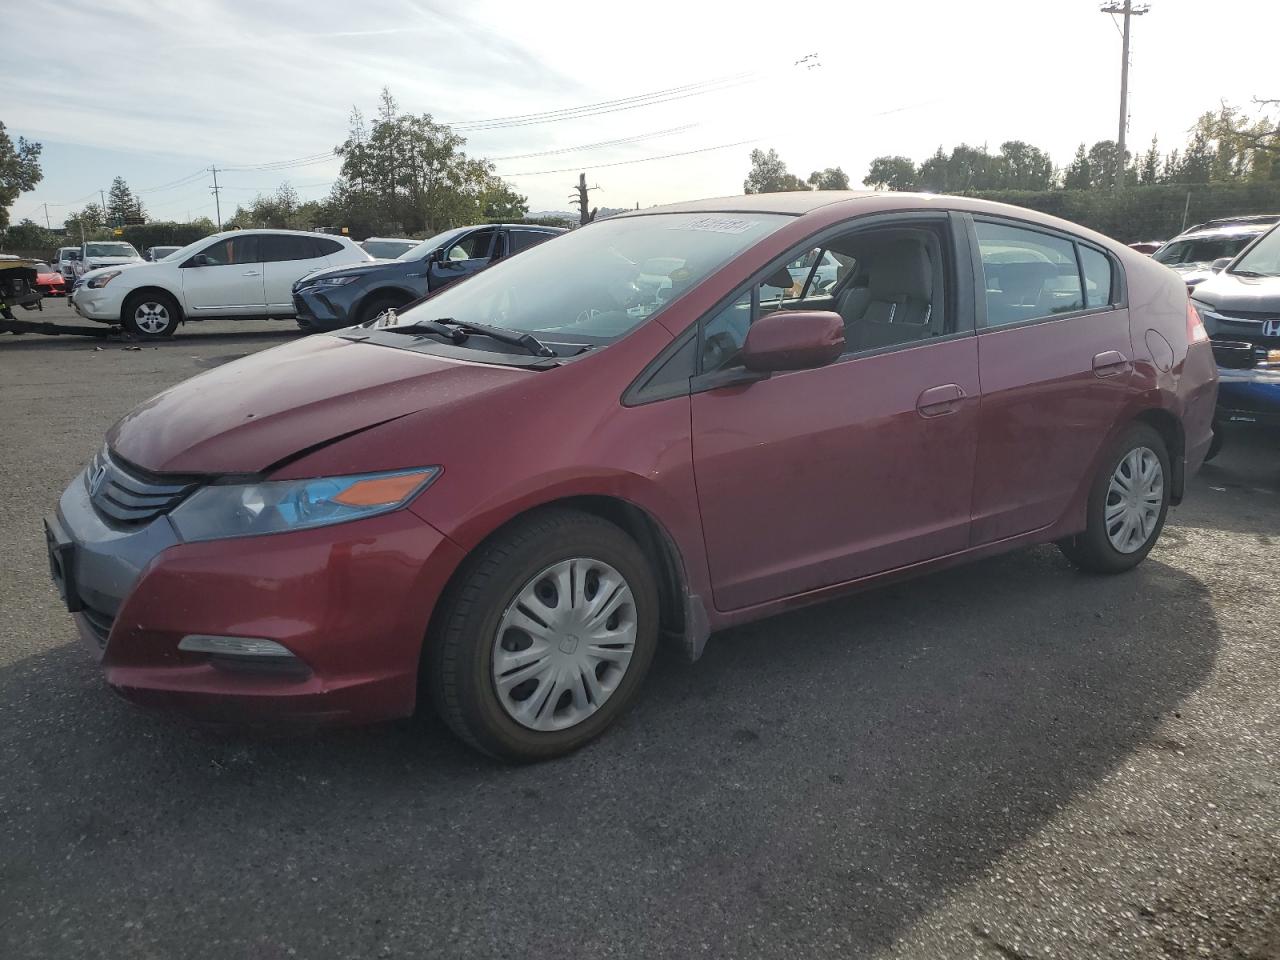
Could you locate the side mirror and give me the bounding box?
[741,311,845,373]
[1210,257,1232,273]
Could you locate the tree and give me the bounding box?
[0,121,43,230]
[1,218,56,252]
[916,147,951,192]
[1086,140,1125,189]
[106,176,145,224]
[64,202,105,239]
[1062,144,1091,190]
[863,155,917,191]
[1139,136,1161,185]
[227,182,313,229]
[481,179,528,220]
[995,141,1054,190]
[807,167,850,190]
[743,148,808,193]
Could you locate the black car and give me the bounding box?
[292,223,566,332]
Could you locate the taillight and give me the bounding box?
[1186,299,1208,344]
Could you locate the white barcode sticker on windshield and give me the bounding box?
[676,216,759,235]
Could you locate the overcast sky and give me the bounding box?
[5,0,1278,229]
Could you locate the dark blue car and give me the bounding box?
[292,223,565,332]
[1190,222,1280,458]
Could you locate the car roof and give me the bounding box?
[208,228,355,242]
[633,191,882,217]
[1170,223,1270,241]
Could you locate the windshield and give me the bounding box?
[34,262,52,272]
[85,242,140,258]
[389,212,790,345]
[364,239,417,259]
[1230,225,1280,277]
[1153,234,1256,266]
[397,228,470,261]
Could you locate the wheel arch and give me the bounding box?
[355,285,419,320]
[1132,406,1186,503]
[426,494,710,667]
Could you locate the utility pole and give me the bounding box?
[1101,1,1150,190]
[209,165,223,230]
[42,203,51,229]
[99,188,108,225]
[569,173,598,226]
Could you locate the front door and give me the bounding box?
[967,218,1134,544]
[691,218,980,611]
[180,235,266,314]
[428,227,496,290]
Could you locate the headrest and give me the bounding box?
[867,239,932,301]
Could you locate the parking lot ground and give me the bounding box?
[1,305,1278,960]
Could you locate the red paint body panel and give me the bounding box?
[692,336,980,610]
[102,510,462,723]
[68,192,1218,727]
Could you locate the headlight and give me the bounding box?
[86,270,122,289]
[305,276,359,288]
[169,467,439,542]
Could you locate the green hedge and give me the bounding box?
[966,182,1280,242]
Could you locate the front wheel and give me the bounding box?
[123,291,180,339]
[1058,423,1170,574]
[429,509,660,762]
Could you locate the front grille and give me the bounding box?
[87,448,201,525]
[80,605,115,648]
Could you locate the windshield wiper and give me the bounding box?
[434,318,557,358]
[1229,269,1274,278]
[380,315,467,344]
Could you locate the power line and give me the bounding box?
[497,137,761,178]
[488,124,696,161]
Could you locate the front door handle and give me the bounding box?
[242,270,261,277]
[1092,350,1129,377]
[916,383,966,418]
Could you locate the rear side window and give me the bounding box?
[1080,246,1114,307]
[314,237,345,256]
[976,222,1083,327]
[261,235,317,262]
[510,230,551,254]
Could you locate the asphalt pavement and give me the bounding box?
[1,302,1277,959]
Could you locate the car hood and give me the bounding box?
[107,334,531,474]
[1191,272,1280,312]
[84,256,142,268]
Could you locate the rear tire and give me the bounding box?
[122,291,180,339]
[429,508,660,763]
[1058,423,1170,574]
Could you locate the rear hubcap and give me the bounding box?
[1105,446,1163,554]
[492,558,637,731]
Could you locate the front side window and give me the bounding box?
[700,222,952,373]
[510,230,552,254]
[388,212,790,346]
[1231,224,1280,277]
[445,229,495,262]
[976,222,1083,326]
[198,236,260,266]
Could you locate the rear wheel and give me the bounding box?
[1058,423,1170,574]
[122,291,179,339]
[429,509,659,762]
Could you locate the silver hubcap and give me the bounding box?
[1105,446,1163,554]
[492,558,637,732]
[134,302,170,334]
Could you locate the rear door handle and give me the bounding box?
[916,383,966,418]
[1092,350,1129,377]
[242,270,261,277]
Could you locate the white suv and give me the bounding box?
[71,229,371,338]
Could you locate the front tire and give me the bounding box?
[122,291,180,339]
[1058,423,1170,574]
[355,292,411,327]
[429,509,660,762]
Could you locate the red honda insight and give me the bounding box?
[46,192,1218,761]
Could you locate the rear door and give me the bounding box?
[427,227,496,290]
[967,216,1133,543]
[261,234,330,314]
[690,214,981,611]
[179,235,266,314]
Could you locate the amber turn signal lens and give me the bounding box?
[331,470,435,507]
